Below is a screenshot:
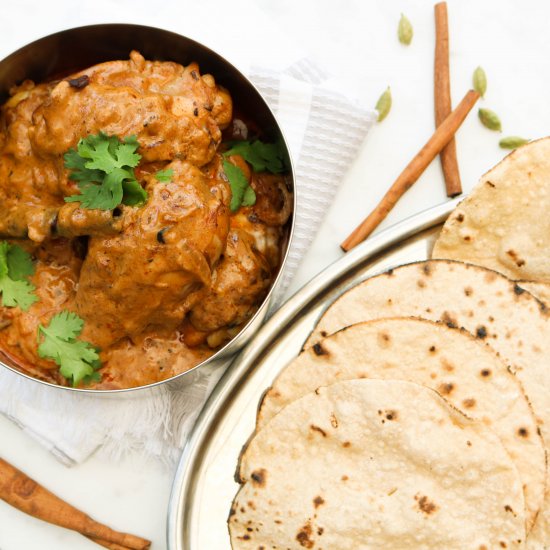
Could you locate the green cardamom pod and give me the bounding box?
[375,87,392,122]
[478,108,502,131]
[473,66,487,98]
[499,136,529,150]
[398,14,413,45]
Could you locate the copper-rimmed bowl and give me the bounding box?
[0,24,295,394]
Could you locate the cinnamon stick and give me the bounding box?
[434,1,462,197]
[0,457,151,550]
[341,89,479,252]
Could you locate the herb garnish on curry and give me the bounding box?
[0,51,292,389]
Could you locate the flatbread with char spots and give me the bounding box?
[306,259,550,545]
[230,379,526,549]
[258,317,545,531]
[432,137,550,282]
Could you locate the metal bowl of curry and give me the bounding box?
[0,24,295,391]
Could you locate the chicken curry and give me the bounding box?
[0,51,292,389]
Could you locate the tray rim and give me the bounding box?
[166,198,459,549]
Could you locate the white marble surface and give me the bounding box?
[1,0,550,548]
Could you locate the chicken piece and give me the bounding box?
[30,51,232,165]
[249,172,293,227]
[0,52,232,241]
[76,160,230,348]
[188,223,273,333]
[0,81,63,241]
[55,202,124,238]
[188,161,292,335]
[92,330,214,389]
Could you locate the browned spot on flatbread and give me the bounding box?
[415,494,437,515]
[341,475,349,481]
[513,284,525,296]
[517,427,529,438]
[377,331,391,348]
[312,343,328,356]
[476,326,488,339]
[429,345,437,353]
[486,180,495,188]
[251,469,267,487]
[480,369,491,378]
[438,382,455,395]
[417,279,426,288]
[385,410,397,421]
[441,359,454,372]
[464,286,473,296]
[296,522,314,548]
[313,496,325,508]
[342,441,351,448]
[456,213,464,222]
[422,263,432,275]
[506,249,525,267]
[330,413,338,428]
[441,311,458,329]
[463,398,476,409]
[310,425,327,437]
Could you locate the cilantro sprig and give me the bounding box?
[0,242,37,311]
[222,138,289,212]
[38,311,101,387]
[64,132,147,210]
[224,139,288,174]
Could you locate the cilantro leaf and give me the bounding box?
[155,169,174,183]
[224,139,288,174]
[37,311,101,387]
[222,138,289,211]
[122,178,148,206]
[7,245,35,280]
[0,241,37,311]
[64,148,104,183]
[64,132,147,210]
[223,160,251,212]
[242,185,256,207]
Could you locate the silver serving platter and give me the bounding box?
[167,198,459,549]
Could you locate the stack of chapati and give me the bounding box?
[230,140,550,549]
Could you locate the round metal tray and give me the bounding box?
[167,199,459,549]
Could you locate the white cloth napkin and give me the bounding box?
[0,7,376,467]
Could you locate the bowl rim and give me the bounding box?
[0,23,297,394]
